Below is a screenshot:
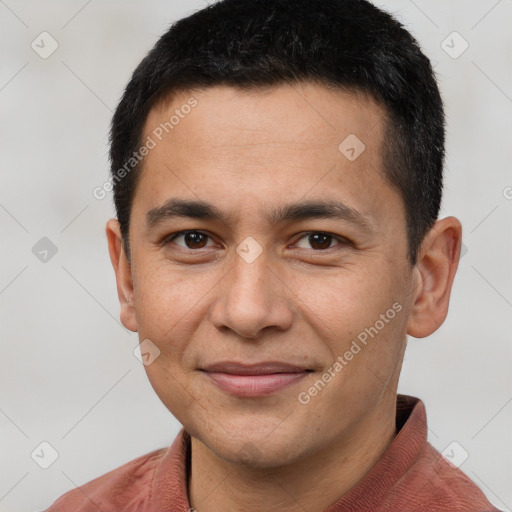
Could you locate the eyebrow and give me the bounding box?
[145,198,376,233]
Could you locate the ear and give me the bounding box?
[406,216,462,338]
[106,219,138,332]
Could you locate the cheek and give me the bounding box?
[133,264,188,349]
[289,265,395,335]
[290,264,406,375]
[132,261,219,364]
[132,265,207,417]
[143,360,200,424]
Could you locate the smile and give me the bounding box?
[203,371,311,397]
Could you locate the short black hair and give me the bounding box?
[109,0,445,265]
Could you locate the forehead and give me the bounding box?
[146,82,385,149]
[133,82,403,233]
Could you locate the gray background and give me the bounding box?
[0,1,511,511]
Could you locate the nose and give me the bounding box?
[210,249,293,340]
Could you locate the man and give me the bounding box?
[46,0,500,510]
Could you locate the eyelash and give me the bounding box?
[163,230,350,252]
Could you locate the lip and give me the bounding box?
[200,361,312,397]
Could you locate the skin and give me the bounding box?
[106,82,462,512]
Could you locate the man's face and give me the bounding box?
[124,83,415,466]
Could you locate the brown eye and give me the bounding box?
[308,232,332,250]
[168,230,214,250]
[295,231,347,251]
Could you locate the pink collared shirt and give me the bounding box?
[45,395,500,511]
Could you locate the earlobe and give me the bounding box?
[406,216,462,339]
[106,219,138,332]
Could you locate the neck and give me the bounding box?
[188,393,398,512]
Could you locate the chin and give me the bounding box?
[193,419,306,469]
